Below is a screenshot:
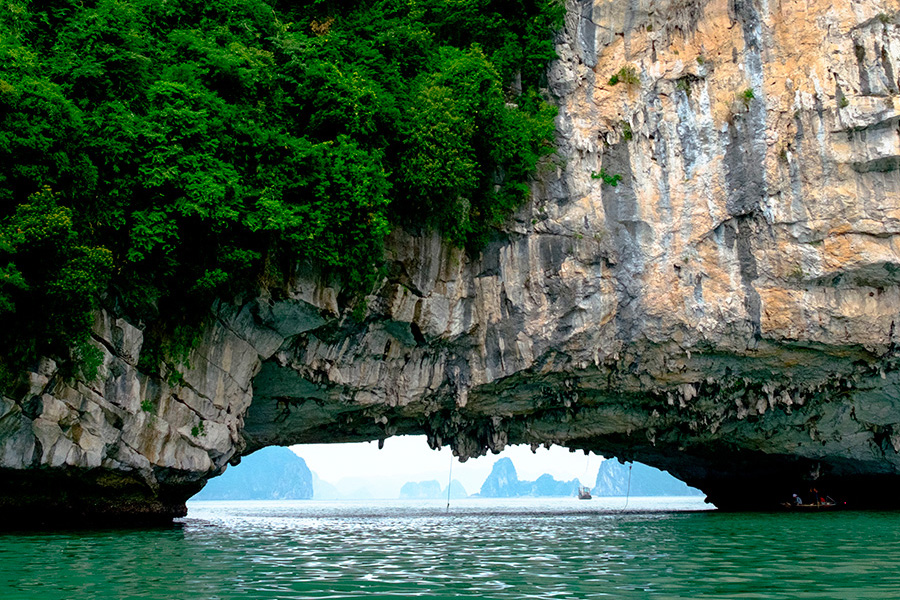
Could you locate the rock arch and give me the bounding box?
[5,0,900,523]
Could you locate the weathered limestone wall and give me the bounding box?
[0,308,261,521]
[554,0,900,354]
[244,0,900,507]
[4,0,900,519]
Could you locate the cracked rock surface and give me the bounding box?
[4,0,900,521]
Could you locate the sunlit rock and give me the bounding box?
[5,0,900,522]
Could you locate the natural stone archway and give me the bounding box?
[5,0,900,522]
[239,295,900,511]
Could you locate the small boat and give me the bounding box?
[577,486,592,500]
[781,492,842,510]
[781,501,839,510]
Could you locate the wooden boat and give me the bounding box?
[782,501,839,510]
[781,493,842,510]
[577,486,592,500]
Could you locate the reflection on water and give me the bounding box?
[1,497,898,599]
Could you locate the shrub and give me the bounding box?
[609,66,640,86]
[591,169,623,186]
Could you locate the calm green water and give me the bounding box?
[2,497,899,599]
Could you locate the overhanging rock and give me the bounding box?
[4,0,900,521]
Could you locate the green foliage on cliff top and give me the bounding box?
[0,0,562,381]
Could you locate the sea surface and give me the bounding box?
[2,497,899,599]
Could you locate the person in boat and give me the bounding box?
[793,493,802,505]
[810,487,821,504]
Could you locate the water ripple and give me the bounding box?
[3,499,900,599]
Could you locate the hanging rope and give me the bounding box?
[622,463,633,510]
[446,451,454,513]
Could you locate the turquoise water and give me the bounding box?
[2,497,899,599]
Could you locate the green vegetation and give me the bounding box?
[140,399,154,413]
[0,187,112,383]
[591,169,622,187]
[0,0,563,385]
[608,66,640,87]
[741,88,755,104]
[839,96,850,108]
[676,74,702,99]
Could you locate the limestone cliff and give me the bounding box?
[478,457,582,497]
[4,0,900,521]
[593,460,702,496]
[191,446,313,501]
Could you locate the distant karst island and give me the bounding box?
[592,460,703,497]
[475,457,701,498]
[476,457,582,497]
[192,447,700,501]
[399,480,468,500]
[192,446,313,501]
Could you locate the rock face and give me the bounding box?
[399,480,444,499]
[399,479,467,499]
[593,460,702,496]
[4,0,900,520]
[191,446,312,501]
[0,308,270,524]
[479,458,523,498]
[479,457,582,497]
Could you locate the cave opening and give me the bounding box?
[189,436,703,504]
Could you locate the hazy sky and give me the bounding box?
[292,435,605,497]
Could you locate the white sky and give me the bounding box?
[292,435,604,497]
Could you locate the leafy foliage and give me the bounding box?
[591,169,622,187]
[0,187,112,382]
[0,0,562,384]
[608,66,640,87]
[741,88,756,105]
